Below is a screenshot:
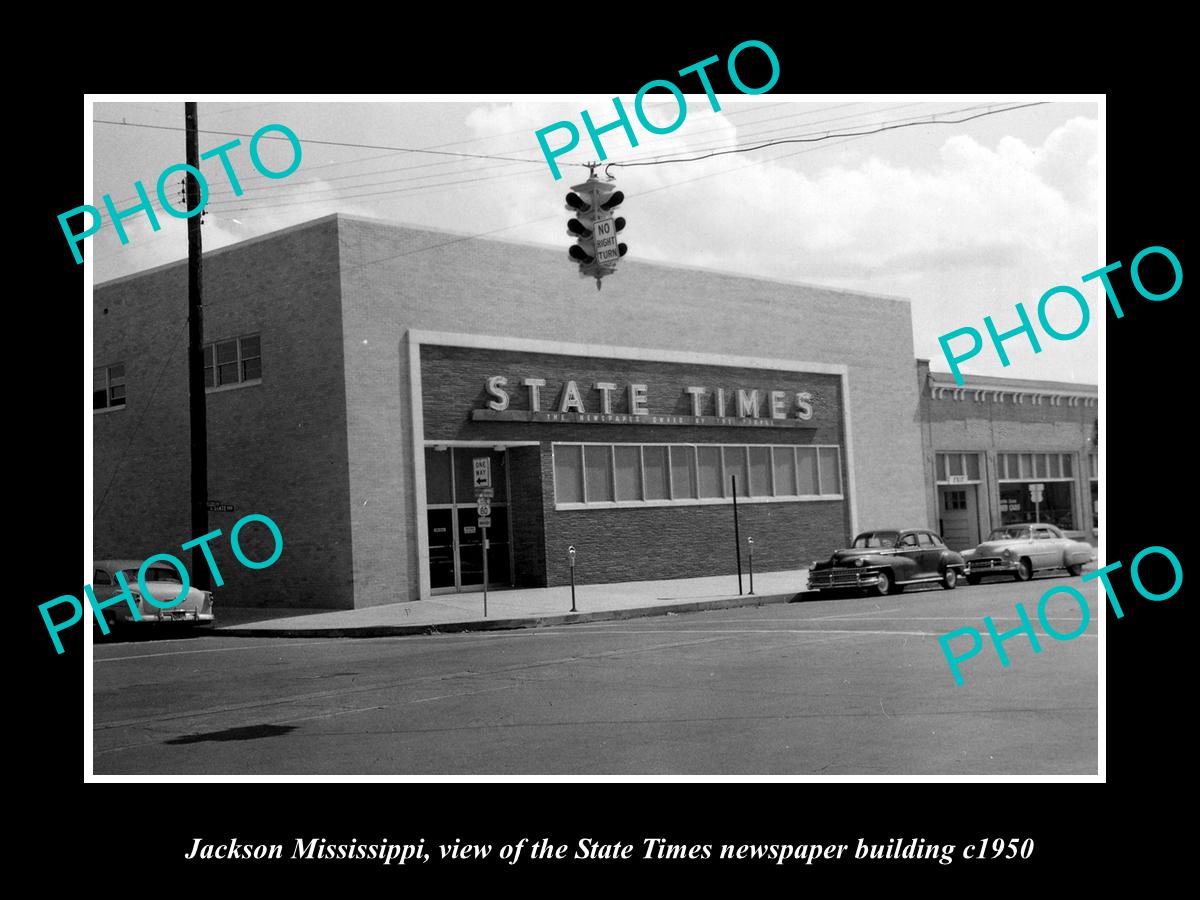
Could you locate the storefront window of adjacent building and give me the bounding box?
[554,443,843,507]
[204,334,262,389]
[93,363,126,411]
[997,452,1076,529]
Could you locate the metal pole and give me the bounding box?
[748,537,754,595]
[482,527,488,618]
[732,475,743,595]
[570,566,576,612]
[185,102,210,591]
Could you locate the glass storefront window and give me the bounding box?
[614,445,642,501]
[697,446,723,498]
[670,446,697,499]
[584,445,614,502]
[819,447,841,495]
[643,446,669,500]
[554,445,584,503]
[797,447,818,494]
[724,446,749,497]
[999,481,1075,529]
[425,448,453,504]
[772,447,797,496]
[554,443,844,506]
[748,446,772,497]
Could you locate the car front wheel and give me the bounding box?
[874,569,894,596]
[1013,559,1032,582]
[941,568,958,590]
[1066,563,1083,577]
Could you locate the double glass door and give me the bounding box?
[425,447,511,593]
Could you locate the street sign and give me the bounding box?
[477,516,492,528]
[1029,482,1045,502]
[477,496,491,517]
[593,215,621,265]
[206,501,235,512]
[473,457,492,489]
[475,487,494,498]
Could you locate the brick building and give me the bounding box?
[93,213,931,610]
[916,360,1098,550]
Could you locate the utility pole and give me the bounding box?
[186,102,210,590]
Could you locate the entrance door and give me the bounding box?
[425,447,513,594]
[939,485,979,551]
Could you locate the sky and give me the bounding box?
[90,97,1100,384]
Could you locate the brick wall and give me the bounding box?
[93,218,355,610]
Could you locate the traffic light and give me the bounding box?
[565,173,628,289]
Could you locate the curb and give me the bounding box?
[215,590,802,639]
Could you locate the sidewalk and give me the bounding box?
[217,568,812,638]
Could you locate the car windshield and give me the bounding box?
[988,527,1032,541]
[121,567,183,584]
[852,531,900,549]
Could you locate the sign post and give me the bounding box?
[1029,482,1044,523]
[474,457,493,617]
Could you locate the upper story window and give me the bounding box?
[204,334,261,390]
[93,364,126,411]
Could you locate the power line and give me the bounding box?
[608,103,1047,169]
[92,119,568,166]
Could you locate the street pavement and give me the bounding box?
[92,575,1098,776]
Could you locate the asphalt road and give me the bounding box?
[92,576,1098,775]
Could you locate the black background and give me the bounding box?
[22,24,1184,886]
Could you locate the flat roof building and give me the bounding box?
[94,214,932,610]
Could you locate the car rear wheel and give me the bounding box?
[1066,563,1083,576]
[1013,559,1032,582]
[941,568,958,590]
[966,574,982,586]
[873,569,894,596]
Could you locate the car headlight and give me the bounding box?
[855,558,866,567]
[1002,548,1015,559]
[810,561,819,568]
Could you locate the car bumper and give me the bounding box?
[97,609,215,625]
[964,558,1018,576]
[808,569,885,590]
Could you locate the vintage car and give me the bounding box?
[807,529,966,596]
[961,523,1093,584]
[91,559,215,630]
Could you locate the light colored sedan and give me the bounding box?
[961,524,1093,585]
[92,559,215,628]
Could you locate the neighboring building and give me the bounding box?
[916,360,1098,550]
[93,214,929,610]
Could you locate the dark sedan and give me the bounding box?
[807,529,966,596]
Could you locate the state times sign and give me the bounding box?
[476,376,816,428]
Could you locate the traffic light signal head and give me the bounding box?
[565,174,628,289]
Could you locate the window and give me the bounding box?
[93,569,111,585]
[935,452,981,483]
[670,446,697,499]
[584,445,614,502]
[553,443,845,507]
[998,452,1075,481]
[943,489,966,511]
[93,364,126,411]
[553,445,584,503]
[204,334,261,389]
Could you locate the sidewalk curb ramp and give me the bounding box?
[215,590,803,639]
